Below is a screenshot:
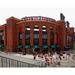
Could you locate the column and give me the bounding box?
[39,23,42,53]
[22,23,25,55]
[47,25,50,52]
[30,24,34,53]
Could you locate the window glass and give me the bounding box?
[34,25,39,45]
[42,39,47,45]
[25,26,30,45]
[19,33,22,40]
[42,25,46,28]
[34,39,39,45]
[0,31,4,45]
[25,34,30,39]
[25,40,30,45]
[0,35,4,40]
[34,25,39,39]
[50,31,54,44]
[34,34,39,39]
[42,34,47,39]
[42,25,47,45]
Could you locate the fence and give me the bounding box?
[0,52,46,67]
[1,51,75,67]
[0,56,47,67]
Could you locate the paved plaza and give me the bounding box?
[0,50,75,67]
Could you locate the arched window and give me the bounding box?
[17,32,23,49]
[55,33,59,49]
[18,32,22,45]
[50,29,55,49]
[42,25,48,48]
[34,25,39,48]
[25,26,30,48]
[0,30,4,48]
[50,30,54,45]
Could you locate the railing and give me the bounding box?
[0,52,46,67]
[1,51,75,67]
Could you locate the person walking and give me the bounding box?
[56,55,61,67]
[33,48,37,60]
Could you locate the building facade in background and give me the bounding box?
[0,15,74,54]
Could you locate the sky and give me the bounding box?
[0,8,75,28]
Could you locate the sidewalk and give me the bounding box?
[0,51,75,67]
[0,51,46,66]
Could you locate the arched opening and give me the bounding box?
[50,29,55,53]
[24,26,31,54]
[42,25,48,54]
[33,25,39,53]
[0,30,4,51]
[17,32,23,52]
[55,33,60,54]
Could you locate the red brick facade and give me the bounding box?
[0,16,74,53]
